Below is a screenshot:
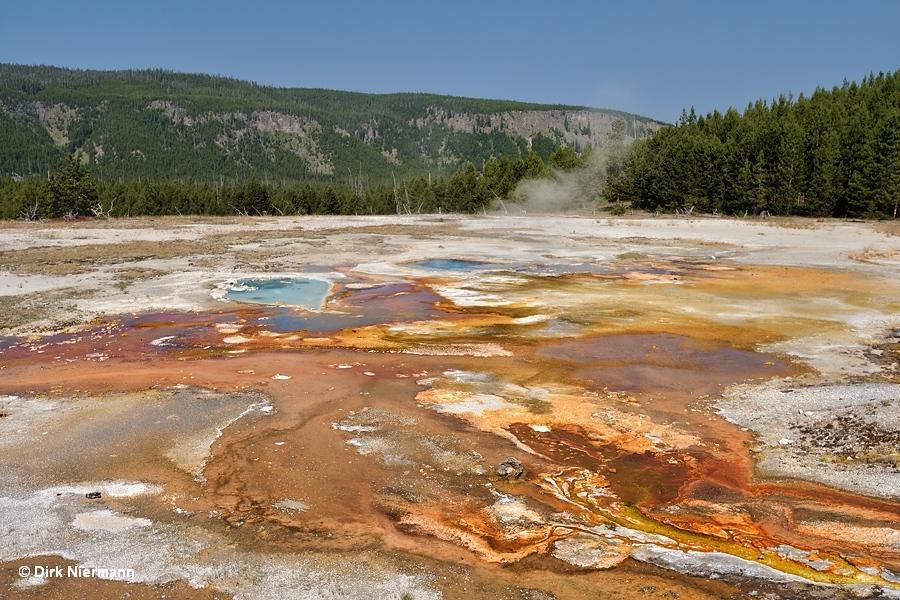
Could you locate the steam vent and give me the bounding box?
[2,214,900,599]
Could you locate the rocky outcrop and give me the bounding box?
[411,106,663,149]
[0,100,80,146]
[148,101,334,174]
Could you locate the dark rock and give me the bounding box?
[85,492,102,499]
[497,456,524,481]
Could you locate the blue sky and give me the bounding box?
[2,1,897,122]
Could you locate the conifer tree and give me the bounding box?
[46,153,97,218]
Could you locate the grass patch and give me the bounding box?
[510,396,552,415]
[848,246,900,263]
[192,257,224,269]
[232,251,289,270]
[0,215,251,231]
[0,293,53,329]
[615,251,649,260]
[762,217,820,230]
[875,221,900,236]
[113,266,169,290]
[0,240,212,275]
[0,225,355,277]
[115,266,168,280]
[0,288,93,332]
[315,222,463,239]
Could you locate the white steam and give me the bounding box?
[508,125,629,213]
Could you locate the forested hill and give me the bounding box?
[610,70,900,219]
[0,64,664,185]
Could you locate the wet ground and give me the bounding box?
[1,214,900,599]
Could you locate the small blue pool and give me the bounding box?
[226,278,331,310]
[410,259,493,271]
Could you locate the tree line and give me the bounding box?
[0,149,567,219]
[608,71,900,218]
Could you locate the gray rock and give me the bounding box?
[496,456,524,481]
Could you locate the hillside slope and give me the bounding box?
[0,64,665,185]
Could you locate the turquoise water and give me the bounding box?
[410,259,492,271]
[226,278,331,310]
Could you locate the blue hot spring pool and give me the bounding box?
[409,259,493,272]
[225,278,332,310]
